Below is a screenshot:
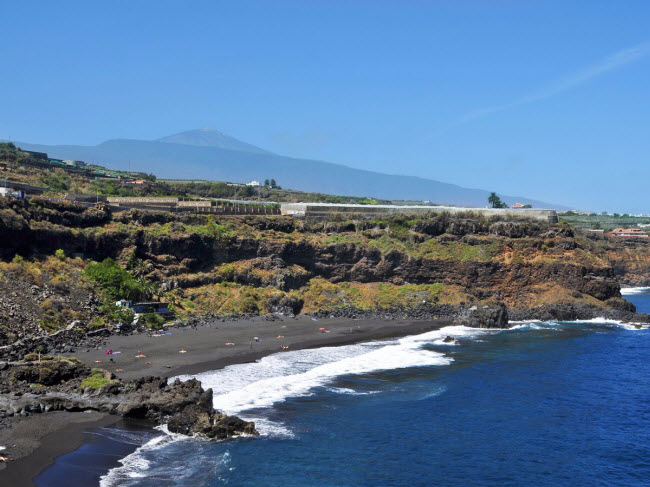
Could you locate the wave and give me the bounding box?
[510,317,648,331]
[99,426,191,487]
[187,339,447,416]
[102,318,643,485]
[325,386,381,396]
[101,326,482,485]
[180,325,491,419]
[559,317,648,331]
[621,287,650,295]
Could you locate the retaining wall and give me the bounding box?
[107,197,179,205]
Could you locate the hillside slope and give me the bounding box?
[0,198,639,352]
[14,131,565,209]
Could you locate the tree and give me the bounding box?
[264,179,270,188]
[84,258,145,301]
[488,192,508,209]
[236,185,254,198]
[270,178,277,188]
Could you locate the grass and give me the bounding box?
[297,278,469,313]
[183,283,279,316]
[81,368,115,390]
[416,238,502,262]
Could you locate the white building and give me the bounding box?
[246,180,261,187]
[0,187,16,197]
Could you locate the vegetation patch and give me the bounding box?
[81,368,116,390]
[297,279,469,313]
[84,258,148,301]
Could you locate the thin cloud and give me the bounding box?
[446,41,650,129]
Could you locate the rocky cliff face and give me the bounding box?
[601,239,650,287]
[0,198,646,339]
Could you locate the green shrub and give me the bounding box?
[84,258,145,301]
[216,263,235,281]
[54,249,66,261]
[81,368,114,390]
[239,296,259,314]
[141,312,165,330]
[106,305,135,326]
[41,168,71,192]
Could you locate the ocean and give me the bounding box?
[36,290,650,486]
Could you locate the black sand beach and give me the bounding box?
[0,315,452,486]
[70,315,453,380]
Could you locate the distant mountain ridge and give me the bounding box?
[12,129,567,209]
[157,127,269,154]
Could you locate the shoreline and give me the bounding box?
[0,411,121,487]
[0,315,453,485]
[68,315,455,380]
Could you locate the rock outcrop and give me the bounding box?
[461,302,509,329]
[0,359,257,440]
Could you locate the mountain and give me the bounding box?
[157,127,269,154]
[12,130,566,209]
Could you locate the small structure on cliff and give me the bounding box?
[280,202,558,223]
[607,228,649,238]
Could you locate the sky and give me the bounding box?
[2,0,650,213]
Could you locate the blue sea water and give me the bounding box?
[36,291,650,487]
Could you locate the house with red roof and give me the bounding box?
[607,228,649,238]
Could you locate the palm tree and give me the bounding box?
[488,192,507,208]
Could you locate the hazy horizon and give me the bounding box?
[3,1,650,213]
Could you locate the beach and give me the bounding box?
[69,315,454,380]
[0,315,452,485]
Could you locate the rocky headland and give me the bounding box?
[0,356,257,440]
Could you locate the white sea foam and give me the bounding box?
[102,319,642,484]
[575,318,648,330]
[510,317,648,331]
[99,425,189,487]
[182,326,484,419]
[621,287,650,295]
[248,417,295,438]
[102,328,475,485]
[200,343,450,414]
[326,386,381,396]
[508,322,553,331]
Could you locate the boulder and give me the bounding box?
[463,302,509,329]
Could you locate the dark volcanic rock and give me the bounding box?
[508,303,650,324]
[461,302,509,329]
[10,358,89,387]
[0,364,258,441]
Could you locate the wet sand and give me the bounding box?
[0,411,121,487]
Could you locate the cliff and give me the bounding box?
[600,239,650,287]
[1,197,646,352]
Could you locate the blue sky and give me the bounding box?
[2,0,650,212]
